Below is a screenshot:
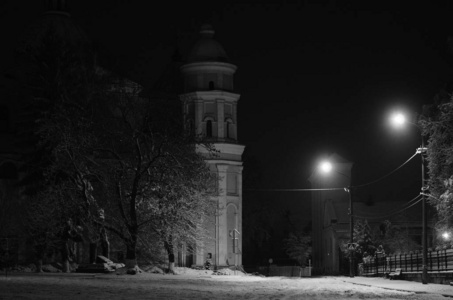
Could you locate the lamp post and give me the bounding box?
[345,186,354,278]
[390,112,428,284]
[319,161,355,277]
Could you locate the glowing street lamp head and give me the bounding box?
[390,112,406,127]
[319,161,333,173]
[443,232,450,240]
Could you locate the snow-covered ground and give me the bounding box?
[0,268,447,300]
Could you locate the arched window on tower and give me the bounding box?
[225,118,234,140]
[209,81,215,90]
[206,120,213,137]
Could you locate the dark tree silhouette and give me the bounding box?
[421,97,453,243]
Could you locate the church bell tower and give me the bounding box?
[179,24,245,268]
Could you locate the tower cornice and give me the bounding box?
[197,143,245,157]
[179,91,240,102]
[181,62,237,75]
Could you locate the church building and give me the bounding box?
[179,24,245,268]
[1,1,245,269]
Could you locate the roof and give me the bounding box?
[187,24,229,63]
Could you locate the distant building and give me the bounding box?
[179,24,245,268]
[309,154,353,275]
[309,153,430,275]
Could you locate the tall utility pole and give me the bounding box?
[419,137,428,284]
[390,111,429,284]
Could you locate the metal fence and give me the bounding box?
[361,249,453,276]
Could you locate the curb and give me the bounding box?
[337,278,453,298]
[338,279,428,294]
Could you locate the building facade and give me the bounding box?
[179,24,245,268]
[309,153,353,275]
[309,153,431,275]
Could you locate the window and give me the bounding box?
[227,173,237,195]
[209,81,215,90]
[206,120,212,137]
[224,104,232,116]
[225,118,234,139]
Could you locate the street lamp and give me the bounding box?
[319,161,355,278]
[390,112,406,127]
[390,111,429,284]
[319,161,333,173]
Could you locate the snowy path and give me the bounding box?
[0,273,446,300]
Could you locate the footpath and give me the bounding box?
[338,276,453,298]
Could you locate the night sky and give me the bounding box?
[2,1,453,233]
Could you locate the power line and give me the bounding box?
[352,152,418,189]
[421,193,439,202]
[354,194,423,220]
[244,152,419,193]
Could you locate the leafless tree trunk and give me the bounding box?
[100,227,110,258]
[89,242,97,264]
[164,238,176,274]
[61,240,70,273]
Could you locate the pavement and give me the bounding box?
[4,271,453,297]
[338,276,453,298]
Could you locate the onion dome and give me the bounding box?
[187,24,229,63]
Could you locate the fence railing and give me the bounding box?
[361,249,453,276]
